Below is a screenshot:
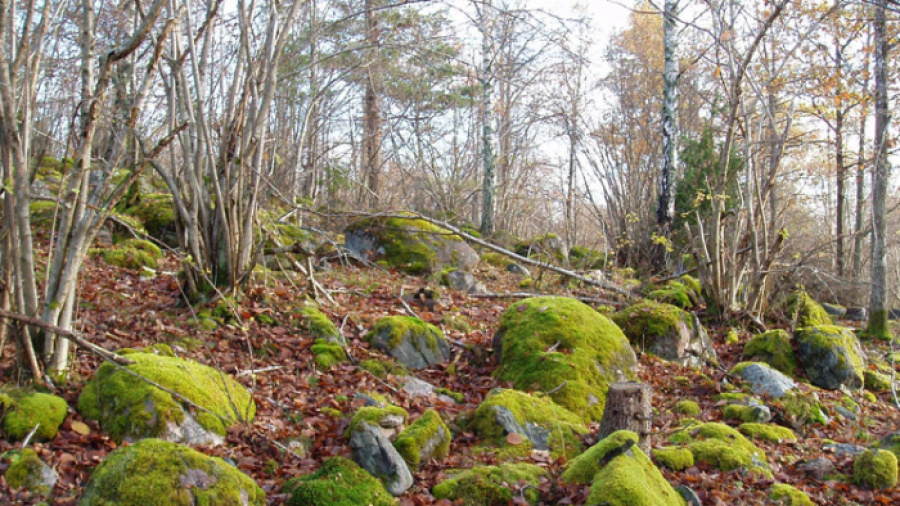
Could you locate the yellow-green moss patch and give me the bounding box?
[393,410,450,469]
[786,290,834,328]
[77,351,255,443]
[739,423,796,443]
[743,330,797,377]
[864,370,893,392]
[432,463,546,506]
[359,358,409,379]
[311,340,347,369]
[775,391,828,426]
[345,405,409,438]
[667,422,771,477]
[673,400,701,416]
[295,306,341,342]
[652,446,694,471]
[4,449,54,495]
[94,239,163,271]
[853,449,898,490]
[0,388,68,441]
[769,483,814,506]
[285,457,395,506]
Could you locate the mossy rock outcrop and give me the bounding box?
[773,391,828,426]
[78,438,264,505]
[786,290,834,328]
[78,349,255,444]
[295,306,343,344]
[0,388,68,441]
[472,389,587,457]
[492,297,637,421]
[94,239,163,271]
[795,325,866,390]
[393,409,450,469]
[284,457,396,506]
[432,463,547,505]
[4,449,57,496]
[367,316,450,370]
[122,194,177,246]
[647,277,701,310]
[345,215,477,275]
[666,422,771,477]
[852,449,898,490]
[743,330,797,377]
[562,430,685,506]
[612,301,716,368]
[568,246,608,269]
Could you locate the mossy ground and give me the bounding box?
[285,457,396,506]
[562,430,685,506]
[78,438,265,505]
[123,194,176,243]
[743,330,797,376]
[739,423,796,443]
[667,422,771,477]
[673,400,701,416]
[94,239,163,271]
[77,351,255,442]
[852,449,898,490]
[769,483,815,506]
[359,358,409,378]
[311,339,347,369]
[432,463,546,505]
[295,306,341,342]
[652,446,694,471]
[864,370,893,392]
[0,388,68,441]
[393,409,450,469]
[494,296,636,421]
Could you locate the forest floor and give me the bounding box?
[2,241,900,505]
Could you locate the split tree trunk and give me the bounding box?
[598,382,652,454]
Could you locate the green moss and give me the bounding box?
[775,392,827,425]
[723,404,764,423]
[29,201,59,226]
[435,388,464,403]
[673,400,701,416]
[432,463,546,506]
[611,301,696,361]
[123,194,175,242]
[648,281,693,309]
[359,359,408,379]
[480,252,513,269]
[863,309,893,341]
[853,449,898,490]
[515,234,566,262]
[568,246,608,269]
[864,370,893,392]
[345,405,409,438]
[739,423,796,443]
[4,449,52,495]
[0,388,68,441]
[320,407,343,418]
[786,291,833,328]
[743,330,797,376]
[346,214,464,274]
[795,325,865,389]
[367,316,444,354]
[311,339,347,369]
[77,351,255,442]
[563,430,684,506]
[494,297,636,422]
[680,275,701,296]
[95,239,163,271]
[726,328,740,345]
[79,438,265,505]
[440,312,472,333]
[715,392,751,402]
[285,457,396,506]
[472,389,587,458]
[296,306,341,342]
[864,391,877,402]
[769,484,814,506]
[667,422,771,477]
[729,361,768,376]
[518,278,533,288]
[393,409,450,469]
[652,446,695,471]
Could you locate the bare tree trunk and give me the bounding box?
[598,382,652,454]
[853,29,871,280]
[834,40,845,278]
[478,1,495,237]
[655,0,680,270]
[361,0,382,209]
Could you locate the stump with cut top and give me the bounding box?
[598,382,652,453]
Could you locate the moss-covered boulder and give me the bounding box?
[472,389,587,457]
[666,422,771,477]
[311,339,347,369]
[786,290,834,328]
[673,400,701,416]
[78,349,255,444]
[852,449,898,490]
[864,370,894,392]
[123,194,177,246]
[346,405,409,440]
[0,388,68,441]
[347,406,413,496]
[284,457,396,506]
[493,297,637,421]
[432,463,547,505]
[295,306,343,344]
[647,278,701,310]
[515,233,567,262]
[773,391,828,426]
[4,449,57,496]
[722,400,772,424]
[769,484,814,506]
[345,215,477,275]
[612,301,716,368]
[95,239,163,271]
[739,423,796,443]
[78,438,264,505]
[367,316,450,370]
[743,330,797,377]
[795,325,866,390]
[652,446,695,471]
[562,430,685,506]
[393,409,450,469]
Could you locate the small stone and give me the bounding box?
[349,422,413,496]
[675,485,702,506]
[797,457,834,480]
[732,362,797,399]
[844,307,868,322]
[824,443,866,458]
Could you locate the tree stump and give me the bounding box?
[598,382,652,454]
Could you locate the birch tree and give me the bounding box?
[655,0,680,268]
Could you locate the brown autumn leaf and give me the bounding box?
[71,420,91,436]
[506,433,524,445]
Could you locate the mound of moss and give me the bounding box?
[786,290,834,328]
[367,316,450,370]
[864,370,893,392]
[284,457,395,506]
[79,438,264,505]
[472,389,587,458]
[295,306,343,344]
[795,325,866,390]
[311,340,347,369]
[769,484,814,506]
[4,449,57,495]
[853,449,898,490]
[774,391,828,426]
[673,400,701,416]
[122,194,177,245]
[743,330,797,377]
[359,358,409,379]
[562,430,685,506]
[647,280,699,309]
[666,422,771,477]
[95,239,163,271]
[493,297,637,421]
[739,423,796,443]
[78,350,255,444]
[393,409,450,469]
[432,463,547,505]
[652,446,695,471]
[612,301,715,367]
[345,214,477,275]
[0,388,68,441]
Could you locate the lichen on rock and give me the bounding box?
[493,296,637,421]
[0,388,68,441]
[78,438,264,505]
[367,316,450,370]
[284,457,396,506]
[612,301,716,368]
[77,350,255,444]
[432,463,547,505]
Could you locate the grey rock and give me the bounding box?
[798,457,835,480]
[646,313,717,367]
[30,179,54,199]
[344,221,478,274]
[834,405,857,421]
[490,405,553,451]
[399,376,458,404]
[735,362,797,399]
[845,307,868,322]
[445,270,490,295]
[436,241,479,272]
[744,401,773,423]
[354,392,387,407]
[344,230,382,259]
[369,319,451,370]
[349,422,413,496]
[506,263,531,277]
[824,443,866,458]
[675,485,702,506]
[796,326,866,390]
[821,303,847,319]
